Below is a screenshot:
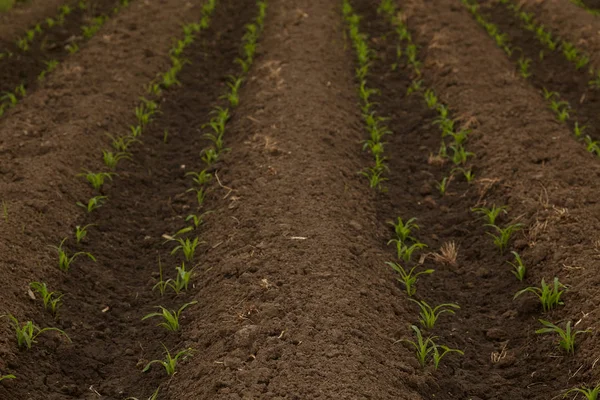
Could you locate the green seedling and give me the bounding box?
[77,195,108,212]
[167,262,193,294]
[574,122,587,138]
[514,277,566,312]
[585,136,600,156]
[542,87,558,100]
[410,299,460,329]
[508,251,526,281]
[107,134,139,152]
[125,387,160,400]
[360,166,387,191]
[201,148,219,166]
[29,282,63,316]
[424,89,438,109]
[130,125,143,138]
[386,261,434,297]
[518,56,532,78]
[536,319,590,354]
[436,176,449,195]
[186,211,212,229]
[406,79,423,96]
[388,240,428,262]
[221,75,244,107]
[564,384,600,399]
[0,374,15,382]
[66,43,79,54]
[187,187,208,208]
[152,257,167,296]
[75,224,95,243]
[143,345,193,376]
[471,205,507,225]
[102,150,131,170]
[388,217,419,242]
[50,238,96,272]
[400,325,463,369]
[1,92,17,106]
[142,301,197,331]
[2,314,70,349]
[186,170,212,186]
[486,223,522,253]
[451,167,474,183]
[450,144,474,165]
[78,171,114,191]
[38,60,59,81]
[170,237,201,262]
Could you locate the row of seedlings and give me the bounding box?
[0,0,218,391]
[378,0,475,195]
[464,0,600,158]
[0,0,132,117]
[461,1,595,396]
[343,0,463,371]
[135,1,267,399]
[571,0,600,16]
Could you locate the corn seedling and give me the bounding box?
[130,125,143,138]
[125,387,160,400]
[0,374,15,382]
[201,148,219,166]
[66,43,79,54]
[50,238,96,272]
[2,314,70,349]
[508,251,526,281]
[486,223,522,253]
[518,56,532,78]
[424,89,438,109]
[186,170,212,186]
[406,79,423,96]
[221,75,244,107]
[472,205,507,225]
[574,122,587,138]
[542,87,557,100]
[451,167,474,183]
[142,301,197,331]
[187,186,209,208]
[436,176,449,195]
[170,237,201,262]
[536,319,590,354]
[400,325,463,369]
[388,217,419,242]
[386,261,434,296]
[107,134,139,152]
[142,345,193,375]
[102,150,131,170]
[167,262,193,294]
[78,171,114,191]
[38,60,59,81]
[514,277,566,312]
[75,224,95,243]
[186,211,212,229]
[152,257,168,296]
[450,144,474,165]
[77,195,108,213]
[585,136,600,156]
[29,282,63,316]
[433,345,464,370]
[410,299,460,329]
[564,384,600,399]
[388,240,428,262]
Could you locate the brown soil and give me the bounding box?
[0,0,125,110]
[1,0,600,399]
[0,0,68,41]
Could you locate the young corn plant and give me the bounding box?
[400,325,463,369]
[508,251,526,281]
[386,262,434,296]
[152,257,168,296]
[201,148,219,166]
[50,238,96,272]
[2,315,71,349]
[221,75,244,107]
[536,320,590,354]
[388,217,419,242]
[29,282,63,316]
[169,237,201,262]
[424,89,438,109]
[185,170,213,186]
[167,262,193,294]
[564,384,600,400]
[388,240,428,262]
[486,223,522,253]
[0,374,15,382]
[142,301,198,331]
[77,195,108,212]
[451,167,475,183]
[187,187,209,208]
[514,277,566,312]
[450,144,474,165]
[410,299,460,329]
[436,176,450,195]
[186,211,212,229]
[517,56,532,78]
[125,387,160,400]
[142,345,193,376]
[360,166,387,191]
[107,134,139,152]
[102,150,131,170]
[75,224,95,243]
[471,205,507,225]
[78,171,114,191]
[433,345,464,370]
[574,122,587,138]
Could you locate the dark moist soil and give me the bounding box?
[0,0,122,98]
[477,0,600,142]
[0,0,257,398]
[581,0,600,10]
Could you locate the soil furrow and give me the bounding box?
[475,0,600,143]
[394,0,600,397]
